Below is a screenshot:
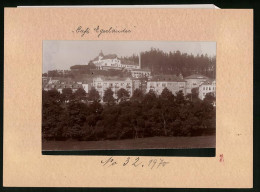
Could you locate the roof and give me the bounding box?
[92,54,118,61]
[94,76,131,82]
[149,75,186,82]
[200,79,216,86]
[184,74,209,79]
[70,65,89,70]
[44,83,84,89]
[131,69,151,72]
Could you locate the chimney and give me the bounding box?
[139,52,141,69]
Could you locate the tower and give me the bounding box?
[139,52,141,69]
[99,50,104,57]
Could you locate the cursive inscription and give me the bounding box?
[101,156,169,169]
[72,25,135,38]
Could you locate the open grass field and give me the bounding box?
[42,135,215,151]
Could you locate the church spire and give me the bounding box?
[99,50,104,57]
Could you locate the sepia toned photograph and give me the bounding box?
[42,41,216,152]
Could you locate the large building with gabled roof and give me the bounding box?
[92,51,141,71]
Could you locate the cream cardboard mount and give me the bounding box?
[3,6,253,188]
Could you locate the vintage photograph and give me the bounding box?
[42,41,216,151]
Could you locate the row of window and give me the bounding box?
[149,82,185,87]
[202,86,216,91]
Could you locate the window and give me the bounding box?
[162,83,166,87]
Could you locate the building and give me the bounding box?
[43,78,89,94]
[130,69,151,78]
[92,77,133,100]
[198,79,216,100]
[147,75,186,96]
[92,51,141,71]
[184,74,210,94]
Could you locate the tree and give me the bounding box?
[176,90,185,105]
[74,88,86,102]
[143,89,157,106]
[160,87,174,101]
[65,102,88,139]
[88,87,100,102]
[42,90,63,140]
[103,88,115,104]
[204,92,216,104]
[131,89,144,102]
[117,88,130,102]
[62,88,73,103]
[186,88,199,102]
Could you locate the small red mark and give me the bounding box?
[219,154,224,162]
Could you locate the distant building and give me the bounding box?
[43,78,88,94]
[92,51,141,71]
[184,74,209,94]
[198,79,216,100]
[92,77,133,100]
[130,69,151,78]
[147,75,186,96]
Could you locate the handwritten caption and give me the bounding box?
[72,25,135,38]
[101,156,170,169]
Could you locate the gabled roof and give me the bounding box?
[150,75,186,82]
[184,74,209,79]
[93,54,118,61]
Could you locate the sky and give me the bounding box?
[43,41,216,73]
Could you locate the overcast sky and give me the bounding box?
[43,41,216,73]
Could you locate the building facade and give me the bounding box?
[92,51,141,71]
[92,77,133,99]
[198,80,216,100]
[147,75,186,96]
[130,69,151,78]
[43,78,88,94]
[184,74,209,94]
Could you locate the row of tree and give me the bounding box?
[135,48,216,78]
[42,87,216,141]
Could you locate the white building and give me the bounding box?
[92,77,133,100]
[131,69,151,78]
[92,51,141,71]
[184,74,209,94]
[147,75,186,96]
[198,80,216,100]
[43,78,89,94]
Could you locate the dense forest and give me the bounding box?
[44,48,216,79]
[126,48,216,78]
[42,87,216,141]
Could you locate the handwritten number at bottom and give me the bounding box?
[101,156,169,169]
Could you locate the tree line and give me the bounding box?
[42,87,216,141]
[140,48,215,78]
[44,48,216,79]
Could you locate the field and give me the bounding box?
[42,136,216,151]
